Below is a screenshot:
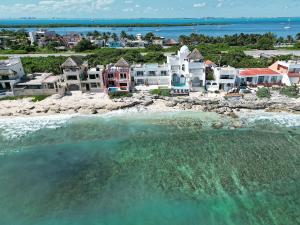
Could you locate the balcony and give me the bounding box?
[0,76,18,81]
[288,72,300,77]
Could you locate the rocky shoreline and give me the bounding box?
[1,92,300,118]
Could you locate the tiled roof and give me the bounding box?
[239,68,280,76]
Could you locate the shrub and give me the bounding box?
[108,92,132,99]
[256,87,271,98]
[31,95,49,102]
[150,89,171,96]
[280,85,299,98]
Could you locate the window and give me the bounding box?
[91,83,97,88]
[246,77,253,82]
[271,76,277,82]
[182,64,185,71]
[258,76,264,83]
[67,75,78,80]
[120,73,127,79]
[120,83,127,87]
[108,73,114,78]
[89,74,96,79]
[137,71,144,76]
[161,71,167,76]
[149,71,156,76]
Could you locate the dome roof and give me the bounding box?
[180,45,190,54]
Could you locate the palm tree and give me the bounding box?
[120,31,127,40]
[296,33,300,41]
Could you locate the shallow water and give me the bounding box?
[0,112,299,225]
[1,18,300,38]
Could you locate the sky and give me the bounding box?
[0,0,299,19]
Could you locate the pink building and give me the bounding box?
[103,58,131,92]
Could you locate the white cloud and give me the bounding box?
[193,2,206,8]
[0,0,115,17]
[122,7,134,12]
[216,0,224,8]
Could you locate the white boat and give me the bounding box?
[284,18,291,29]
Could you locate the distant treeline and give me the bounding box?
[0,22,228,29]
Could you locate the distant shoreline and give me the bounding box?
[0,23,229,29]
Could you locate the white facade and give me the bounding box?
[29,29,56,47]
[85,66,105,92]
[0,57,25,93]
[270,61,300,86]
[167,46,205,93]
[213,66,237,92]
[132,63,170,90]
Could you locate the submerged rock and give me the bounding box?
[212,122,224,129]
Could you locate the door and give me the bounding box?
[5,82,11,90]
[86,84,90,91]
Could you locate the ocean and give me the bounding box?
[0,18,299,38]
[0,111,299,225]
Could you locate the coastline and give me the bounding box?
[0,22,228,29]
[1,91,300,119]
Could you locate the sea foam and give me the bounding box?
[0,115,74,140]
[239,111,300,127]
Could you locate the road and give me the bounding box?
[0,52,174,58]
[0,53,90,58]
[244,50,300,58]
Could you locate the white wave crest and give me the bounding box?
[0,115,75,140]
[238,111,300,127]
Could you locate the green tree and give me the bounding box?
[74,39,95,52]
[257,37,274,50]
[144,32,155,41]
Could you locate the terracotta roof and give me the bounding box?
[205,60,215,66]
[288,72,300,77]
[239,68,280,77]
[187,48,204,60]
[115,57,130,67]
[165,39,178,45]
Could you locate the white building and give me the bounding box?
[61,57,104,93]
[269,61,300,86]
[212,66,237,92]
[85,66,105,92]
[29,29,56,47]
[167,46,206,94]
[14,73,60,96]
[61,57,88,92]
[131,63,170,90]
[0,57,25,93]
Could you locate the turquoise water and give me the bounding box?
[0,112,299,225]
[1,18,300,37]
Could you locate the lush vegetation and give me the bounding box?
[21,56,67,75]
[0,95,48,101]
[84,48,166,66]
[108,92,133,99]
[150,88,171,97]
[0,56,8,60]
[280,85,299,98]
[256,87,271,99]
[0,23,228,29]
[179,33,290,50]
